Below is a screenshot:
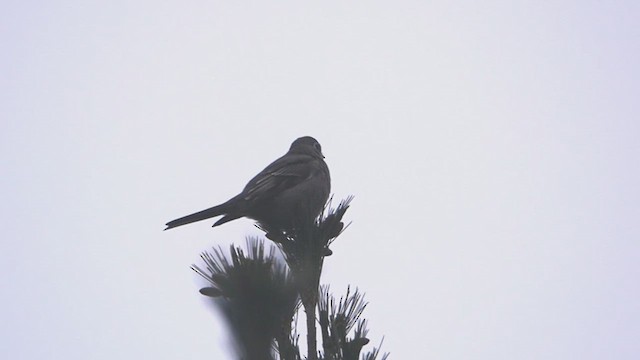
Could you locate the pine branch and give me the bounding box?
[192,238,299,360]
[317,287,389,360]
[187,196,390,360]
[258,196,353,360]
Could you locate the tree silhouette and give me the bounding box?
[191,198,389,360]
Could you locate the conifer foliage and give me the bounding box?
[192,198,389,360]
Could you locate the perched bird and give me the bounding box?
[165,136,331,232]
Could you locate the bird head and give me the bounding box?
[290,136,325,159]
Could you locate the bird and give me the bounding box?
[165,136,331,232]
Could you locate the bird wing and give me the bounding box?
[242,153,314,201]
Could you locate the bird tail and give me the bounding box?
[165,204,229,230]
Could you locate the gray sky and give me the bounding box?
[2,1,639,359]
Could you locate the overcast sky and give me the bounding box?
[2,1,639,359]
